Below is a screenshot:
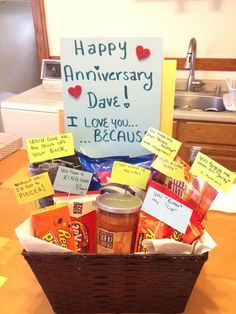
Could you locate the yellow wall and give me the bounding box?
[44,0,236,80]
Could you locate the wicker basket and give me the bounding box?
[22,251,208,314]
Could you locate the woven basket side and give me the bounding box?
[23,252,208,313]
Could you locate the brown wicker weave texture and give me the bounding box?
[23,251,208,314]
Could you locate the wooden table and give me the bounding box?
[0,150,236,314]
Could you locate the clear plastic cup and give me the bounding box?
[223,78,236,111]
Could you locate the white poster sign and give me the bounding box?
[60,37,163,157]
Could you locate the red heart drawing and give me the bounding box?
[68,85,82,98]
[136,45,151,60]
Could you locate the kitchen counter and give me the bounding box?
[0,150,236,314]
[174,108,236,123]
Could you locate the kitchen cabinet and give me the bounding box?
[173,120,236,171]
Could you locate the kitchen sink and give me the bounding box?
[174,91,226,112]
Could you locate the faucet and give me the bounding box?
[184,38,205,91]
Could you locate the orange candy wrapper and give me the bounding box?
[32,203,77,252]
[135,211,172,253]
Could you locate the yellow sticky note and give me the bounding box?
[12,172,54,205]
[26,132,74,163]
[141,127,181,160]
[151,156,185,181]
[0,276,7,288]
[190,152,236,192]
[110,161,151,189]
[0,237,9,250]
[160,60,177,136]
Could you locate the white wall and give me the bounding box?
[0,1,41,96]
[44,0,236,80]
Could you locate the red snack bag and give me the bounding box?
[32,203,77,252]
[183,175,218,220]
[182,146,218,220]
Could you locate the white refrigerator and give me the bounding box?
[0,83,63,147]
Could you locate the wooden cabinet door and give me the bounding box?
[173,120,236,171]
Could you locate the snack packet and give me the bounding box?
[29,150,81,208]
[32,203,77,252]
[181,146,218,220]
[152,152,218,220]
[153,155,190,198]
[78,152,155,190]
[182,175,218,220]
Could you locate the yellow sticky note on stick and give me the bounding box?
[160,60,177,136]
[190,152,236,192]
[0,276,7,288]
[141,127,181,160]
[12,172,54,205]
[151,156,185,181]
[0,237,9,250]
[26,132,74,163]
[110,161,151,190]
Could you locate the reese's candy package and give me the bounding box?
[134,212,172,253]
[32,203,77,252]
[53,193,98,253]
